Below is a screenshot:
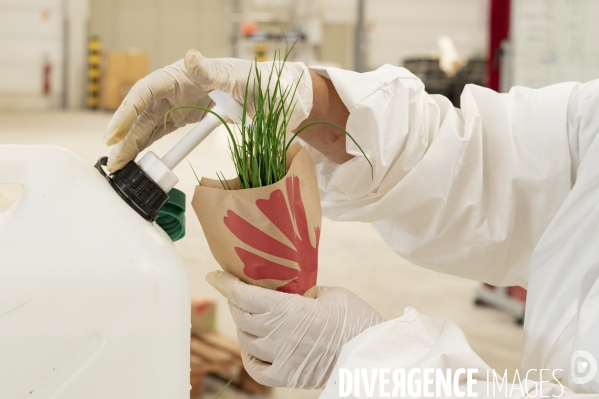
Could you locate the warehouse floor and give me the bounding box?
[0,110,524,399]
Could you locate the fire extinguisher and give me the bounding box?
[43,54,52,95]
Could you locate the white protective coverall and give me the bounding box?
[303,65,599,398]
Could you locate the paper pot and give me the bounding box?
[192,143,321,298]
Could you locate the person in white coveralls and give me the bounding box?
[103,50,599,398]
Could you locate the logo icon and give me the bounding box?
[571,350,598,385]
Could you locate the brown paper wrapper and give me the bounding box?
[192,143,321,298]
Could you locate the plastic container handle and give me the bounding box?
[0,144,50,186]
[0,145,97,199]
[0,145,32,185]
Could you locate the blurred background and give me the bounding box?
[2,0,598,112]
[1,0,599,398]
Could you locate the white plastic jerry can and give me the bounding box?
[0,145,190,398]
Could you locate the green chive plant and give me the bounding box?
[166,44,372,190]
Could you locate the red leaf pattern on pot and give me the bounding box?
[223,175,319,295]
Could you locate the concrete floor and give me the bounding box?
[0,110,524,398]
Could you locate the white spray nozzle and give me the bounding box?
[138,90,249,193]
[208,89,251,124]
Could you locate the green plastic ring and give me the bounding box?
[156,188,186,242]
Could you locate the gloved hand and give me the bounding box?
[102,50,312,172]
[206,270,385,389]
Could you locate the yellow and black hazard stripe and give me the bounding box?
[87,37,101,109]
[255,42,267,62]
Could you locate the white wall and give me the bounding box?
[320,0,357,69]
[65,0,90,110]
[88,0,488,76]
[366,0,489,69]
[0,0,65,109]
[511,0,599,88]
[89,0,228,72]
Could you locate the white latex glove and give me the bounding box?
[102,50,312,172]
[206,270,385,389]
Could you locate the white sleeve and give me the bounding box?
[307,64,581,287]
[319,309,587,399]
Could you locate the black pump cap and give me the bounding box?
[95,157,169,222]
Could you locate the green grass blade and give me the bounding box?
[187,159,201,185]
[212,380,233,399]
[173,39,372,190]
